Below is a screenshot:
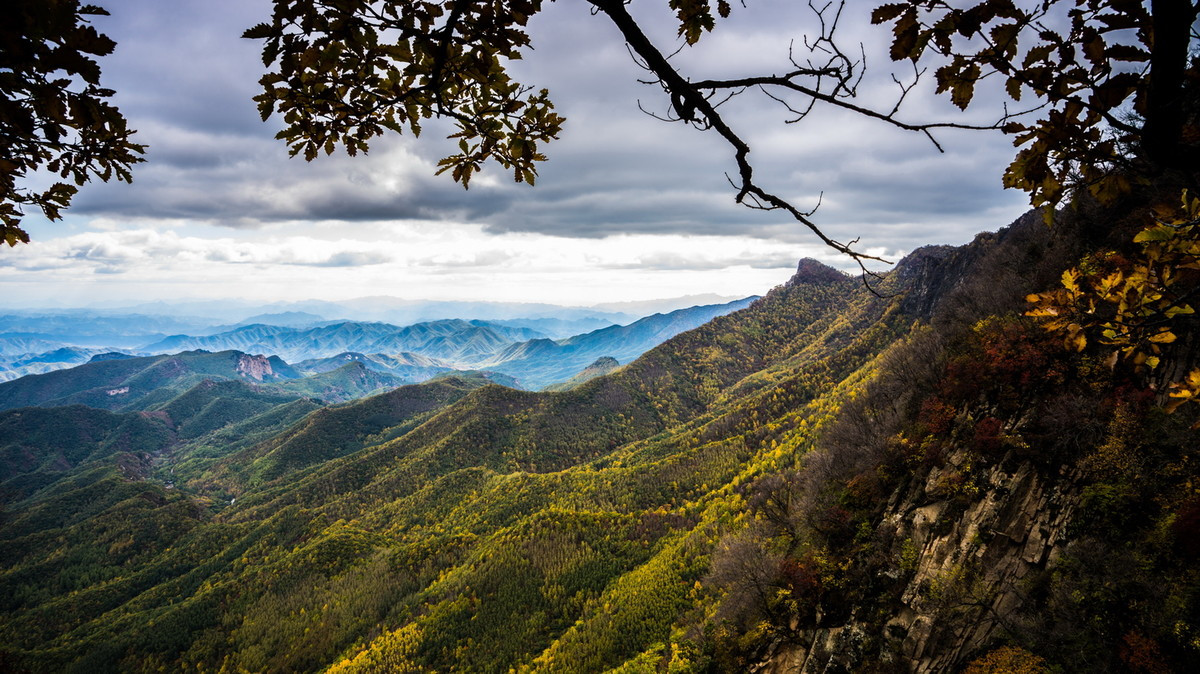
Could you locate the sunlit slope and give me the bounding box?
[0,257,924,672]
[203,374,496,490]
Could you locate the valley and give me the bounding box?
[4,0,1199,670]
[5,206,1197,672]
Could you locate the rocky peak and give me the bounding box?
[587,356,619,370]
[892,245,957,282]
[788,258,850,286]
[236,354,275,381]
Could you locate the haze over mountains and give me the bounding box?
[0,297,757,391]
[3,211,1200,671]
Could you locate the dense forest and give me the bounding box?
[2,190,1199,671]
[4,0,1200,671]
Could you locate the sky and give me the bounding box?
[0,0,1033,310]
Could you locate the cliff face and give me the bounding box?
[235,353,275,381]
[744,206,1198,672]
[757,451,1083,673]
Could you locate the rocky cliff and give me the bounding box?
[235,353,276,381]
[740,207,1199,671]
[755,450,1084,673]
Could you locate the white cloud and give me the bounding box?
[0,221,846,306]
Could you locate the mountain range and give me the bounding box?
[0,299,755,391]
[1,209,1197,672]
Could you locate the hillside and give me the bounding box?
[544,356,622,392]
[0,244,894,671]
[0,350,301,412]
[273,361,409,403]
[0,206,1198,672]
[199,374,498,490]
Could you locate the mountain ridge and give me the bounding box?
[3,209,1192,672]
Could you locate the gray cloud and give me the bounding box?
[66,0,1032,255]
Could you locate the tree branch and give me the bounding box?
[588,0,889,277]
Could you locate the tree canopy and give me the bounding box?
[243,0,1199,267]
[2,1,1196,259]
[0,0,144,246]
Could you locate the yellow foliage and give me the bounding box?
[327,623,426,674]
[963,646,1049,674]
[1028,190,1200,411]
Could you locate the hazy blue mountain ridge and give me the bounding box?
[140,319,548,364]
[0,298,756,400]
[0,346,140,383]
[482,297,759,389]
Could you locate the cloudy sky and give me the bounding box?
[1,0,1032,309]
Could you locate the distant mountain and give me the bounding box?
[0,346,140,383]
[141,319,548,365]
[482,297,758,389]
[293,351,452,382]
[143,323,296,356]
[0,312,217,347]
[234,311,328,327]
[485,317,618,339]
[544,356,622,392]
[0,336,64,358]
[176,298,755,391]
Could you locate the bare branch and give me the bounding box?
[588,0,889,277]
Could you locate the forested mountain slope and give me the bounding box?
[0,350,300,412]
[544,356,622,392]
[0,242,896,671]
[1,207,1198,672]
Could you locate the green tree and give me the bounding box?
[0,0,144,246]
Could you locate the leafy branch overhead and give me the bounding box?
[242,0,564,189]
[3,1,1195,254]
[243,0,1020,269]
[0,0,144,246]
[873,0,1200,217]
[1028,190,1200,409]
[246,0,1198,273]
